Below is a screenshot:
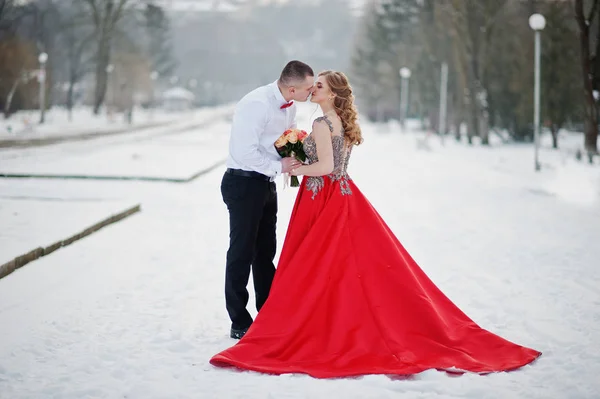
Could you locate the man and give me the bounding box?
[221,60,315,339]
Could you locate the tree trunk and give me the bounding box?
[429,107,439,134]
[454,118,462,141]
[93,39,110,115]
[466,91,477,145]
[479,90,490,145]
[581,57,599,153]
[452,99,462,141]
[67,78,75,122]
[479,102,490,145]
[575,0,599,154]
[551,124,559,149]
[449,80,462,141]
[470,82,489,146]
[4,77,20,119]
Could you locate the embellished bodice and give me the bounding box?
[302,115,353,199]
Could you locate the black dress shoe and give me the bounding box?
[230,327,249,339]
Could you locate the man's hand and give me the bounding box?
[281,157,302,173]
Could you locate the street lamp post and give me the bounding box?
[439,62,448,145]
[529,13,546,171]
[399,67,411,131]
[38,52,48,124]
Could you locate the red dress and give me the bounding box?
[210,116,541,378]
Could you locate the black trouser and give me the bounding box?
[221,170,277,330]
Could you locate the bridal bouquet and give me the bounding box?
[274,128,308,187]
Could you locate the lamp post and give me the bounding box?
[529,13,546,171]
[38,52,48,124]
[439,62,448,145]
[399,67,411,131]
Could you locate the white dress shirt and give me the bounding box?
[226,80,297,179]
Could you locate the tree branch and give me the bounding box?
[483,0,509,31]
[575,0,588,33]
[0,0,8,20]
[588,0,599,23]
[83,0,100,27]
[110,0,129,28]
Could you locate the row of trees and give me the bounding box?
[169,0,357,105]
[1,0,359,116]
[0,0,176,119]
[351,0,597,154]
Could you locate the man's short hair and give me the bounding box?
[279,60,314,86]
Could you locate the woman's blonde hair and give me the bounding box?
[319,70,363,146]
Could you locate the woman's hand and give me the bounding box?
[281,157,302,173]
[290,165,303,176]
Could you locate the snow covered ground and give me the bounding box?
[0,107,170,140]
[0,104,235,180]
[0,198,137,269]
[0,120,232,180]
[0,105,235,144]
[0,102,599,398]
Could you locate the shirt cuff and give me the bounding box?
[271,160,282,176]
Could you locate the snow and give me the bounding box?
[0,105,234,142]
[0,102,599,398]
[0,198,136,267]
[0,107,169,140]
[163,87,195,101]
[0,120,232,179]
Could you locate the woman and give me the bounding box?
[210,70,541,378]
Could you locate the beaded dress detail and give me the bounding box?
[302,115,352,199]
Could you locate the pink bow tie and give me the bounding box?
[280,101,293,109]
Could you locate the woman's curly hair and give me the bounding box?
[319,70,363,146]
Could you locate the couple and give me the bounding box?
[211,60,541,378]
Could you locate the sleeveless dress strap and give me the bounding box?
[314,116,334,133]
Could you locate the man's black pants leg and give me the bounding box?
[221,172,277,330]
[252,181,277,312]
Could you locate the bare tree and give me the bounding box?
[0,0,19,35]
[144,3,176,78]
[540,0,581,149]
[59,6,95,120]
[441,0,512,145]
[0,2,41,117]
[4,69,36,118]
[574,0,599,158]
[82,0,133,115]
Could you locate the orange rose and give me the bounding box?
[297,130,308,141]
[275,135,288,148]
[287,130,298,144]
